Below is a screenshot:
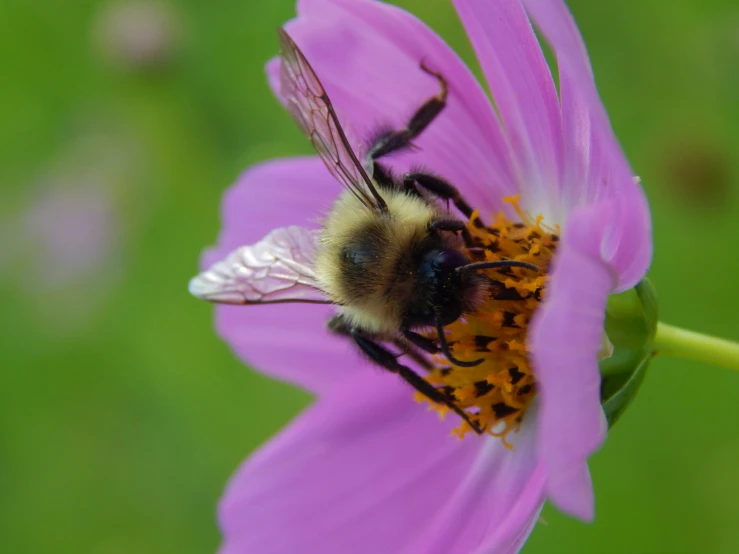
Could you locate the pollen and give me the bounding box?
[422,196,559,445]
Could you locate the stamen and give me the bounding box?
[420,198,559,444]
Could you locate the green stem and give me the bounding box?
[654,323,739,372]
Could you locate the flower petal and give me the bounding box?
[218,372,542,554]
[472,470,546,554]
[545,460,595,521]
[202,156,336,267]
[214,302,364,394]
[268,0,518,217]
[529,204,613,521]
[522,0,652,289]
[219,372,478,553]
[451,0,563,215]
[203,157,366,393]
[407,410,545,554]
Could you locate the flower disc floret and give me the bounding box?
[420,196,559,444]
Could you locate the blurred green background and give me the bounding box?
[1,0,738,552]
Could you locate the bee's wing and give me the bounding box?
[189,226,331,305]
[278,28,388,212]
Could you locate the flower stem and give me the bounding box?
[654,323,739,372]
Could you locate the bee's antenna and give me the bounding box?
[456,260,540,273]
[435,318,484,368]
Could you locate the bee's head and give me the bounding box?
[404,248,477,328]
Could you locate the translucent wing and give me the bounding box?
[189,226,330,305]
[277,28,387,212]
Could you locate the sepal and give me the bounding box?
[600,279,658,427]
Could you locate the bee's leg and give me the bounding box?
[329,316,481,433]
[371,161,399,191]
[402,329,439,354]
[404,172,481,224]
[392,336,436,372]
[367,63,447,161]
[350,330,483,435]
[428,218,475,247]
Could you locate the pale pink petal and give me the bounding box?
[214,302,365,395]
[451,0,563,214]
[522,0,652,289]
[202,156,335,267]
[546,461,594,521]
[599,192,652,292]
[529,204,614,520]
[218,372,486,554]
[203,157,366,393]
[472,468,546,554]
[558,70,591,211]
[407,410,544,554]
[268,0,518,218]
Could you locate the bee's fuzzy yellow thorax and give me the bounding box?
[420,195,559,445]
[315,188,438,334]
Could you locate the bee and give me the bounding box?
[190,29,537,433]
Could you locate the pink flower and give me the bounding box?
[192,0,651,552]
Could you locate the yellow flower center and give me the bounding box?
[419,196,559,446]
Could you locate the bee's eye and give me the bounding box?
[404,249,469,329]
[431,249,467,274]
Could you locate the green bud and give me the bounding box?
[599,278,658,428]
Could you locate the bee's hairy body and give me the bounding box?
[315,186,484,336]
